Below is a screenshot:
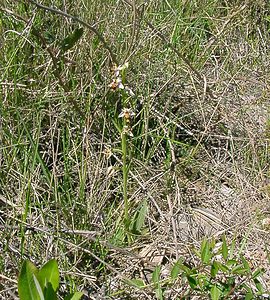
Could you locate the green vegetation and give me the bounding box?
[17,235,267,299]
[1,0,270,299]
[18,259,83,300]
[130,236,267,299]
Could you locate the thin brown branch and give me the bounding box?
[122,0,215,99]
[24,0,118,65]
[0,6,84,117]
[123,0,146,62]
[146,21,215,99]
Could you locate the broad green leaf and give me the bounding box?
[209,238,216,249]
[226,259,237,267]
[38,259,59,292]
[243,287,254,300]
[210,260,219,278]
[210,285,220,300]
[64,292,84,300]
[155,286,163,300]
[240,255,250,272]
[226,276,236,287]
[193,249,201,259]
[43,283,57,300]
[252,268,264,279]
[152,266,163,300]
[187,275,198,289]
[201,239,211,264]
[133,200,148,233]
[232,265,248,275]
[197,273,210,289]
[61,28,84,52]
[245,291,254,300]
[18,260,41,300]
[170,259,182,280]
[254,278,264,294]
[128,279,146,288]
[219,263,229,273]
[178,262,191,275]
[152,265,161,284]
[223,283,232,296]
[33,275,45,300]
[221,235,228,260]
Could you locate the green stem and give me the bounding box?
[122,122,128,223]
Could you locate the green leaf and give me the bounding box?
[243,287,254,300]
[221,235,228,260]
[43,283,57,300]
[231,265,248,275]
[210,285,220,300]
[226,276,236,287]
[18,260,42,300]
[152,265,161,285]
[210,261,219,278]
[179,262,191,275]
[254,278,264,294]
[209,238,216,249]
[152,266,163,300]
[64,292,84,300]
[132,200,148,233]
[201,239,212,264]
[61,28,84,52]
[22,122,51,185]
[187,275,198,289]
[252,268,264,279]
[170,259,182,280]
[197,273,210,289]
[240,255,250,272]
[226,259,237,267]
[128,279,146,288]
[33,275,45,300]
[155,286,163,300]
[245,291,254,300]
[219,263,229,273]
[38,259,59,292]
[193,249,201,259]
